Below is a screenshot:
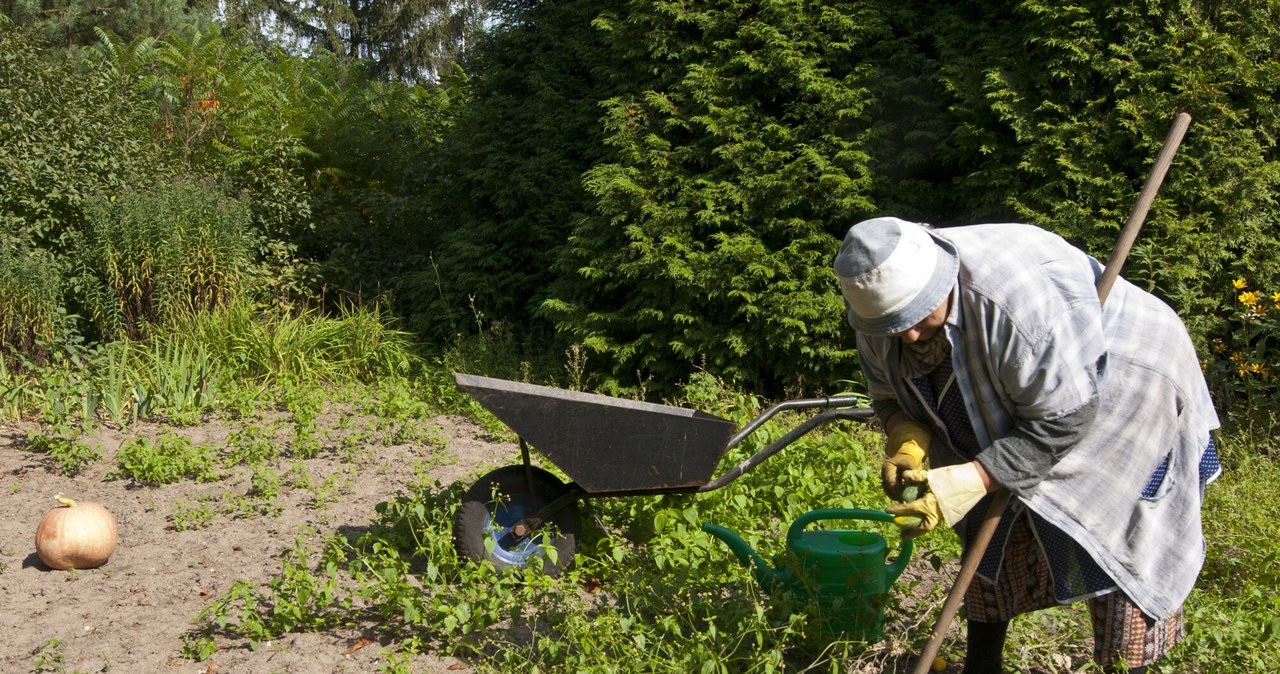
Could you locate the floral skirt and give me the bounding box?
[964,512,1186,668]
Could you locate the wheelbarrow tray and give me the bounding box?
[456,373,738,493]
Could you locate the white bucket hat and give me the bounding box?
[833,217,959,335]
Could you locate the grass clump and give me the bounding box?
[168,300,415,386]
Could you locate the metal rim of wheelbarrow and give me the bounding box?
[453,463,581,577]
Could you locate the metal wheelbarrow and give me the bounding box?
[452,373,877,576]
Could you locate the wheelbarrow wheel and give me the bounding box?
[454,465,581,577]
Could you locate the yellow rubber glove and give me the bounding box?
[882,420,931,501]
[885,492,942,539]
[887,463,989,538]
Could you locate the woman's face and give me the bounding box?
[892,296,950,344]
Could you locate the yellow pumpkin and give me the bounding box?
[35,495,118,570]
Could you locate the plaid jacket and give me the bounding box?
[857,222,1219,620]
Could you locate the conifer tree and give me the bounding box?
[542,1,884,393]
[220,0,492,82]
[419,0,628,343]
[1,0,213,46]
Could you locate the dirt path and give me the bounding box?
[0,410,512,674]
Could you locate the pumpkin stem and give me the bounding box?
[55,494,77,508]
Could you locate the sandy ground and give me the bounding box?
[0,408,512,674]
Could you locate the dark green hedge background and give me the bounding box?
[4,0,1278,397]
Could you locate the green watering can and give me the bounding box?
[702,508,913,644]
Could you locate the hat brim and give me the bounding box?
[845,231,959,335]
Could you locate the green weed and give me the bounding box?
[173,364,1280,673]
[92,340,141,425]
[181,635,217,662]
[25,428,101,476]
[228,467,284,517]
[168,300,416,385]
[171,497,219,531]
[280,380,325,458]
[109,432,219,485]
[32,638,66,674]
[141,341,218,424]
[248,467,282,501]
[1158,428,1280,672]
[225,424,281,467]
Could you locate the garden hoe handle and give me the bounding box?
[909,111,1193,674]
[1096,112,1193,305]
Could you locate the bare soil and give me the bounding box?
[0,408,511,674]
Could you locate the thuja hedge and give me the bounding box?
[428,0,1280,397]
[6,4,1279,400]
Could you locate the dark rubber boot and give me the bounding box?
[960,620,1009,674]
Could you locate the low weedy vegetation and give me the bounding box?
[2,306,1277,673]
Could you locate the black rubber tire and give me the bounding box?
[453,465,581,577]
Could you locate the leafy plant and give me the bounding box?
[141,339,219,423]
[78,180,254,340]
[180,634,217,662]
[170,497,218,532]
[1205,276,1280,416]
[32,638,66,674]
[247,467,282,502]
[225,424,281,468]
[110,432,219,485]
[25,429,101,477]
[91,340,142,425]
[165,300,415,385]
[0,246,63,366]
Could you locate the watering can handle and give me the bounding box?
[787,508,914,582]
[787,508,893,544]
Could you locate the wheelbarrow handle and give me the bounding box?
[700,406,876,492]
[725,395,867,449]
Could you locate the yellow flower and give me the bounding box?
[1233,278,1248,290]
[1230,351,1246,363]
[1239,291,1260,307]
[1249,362,1266,374]
[1212,338,1227,353]
[1238,362,1250,376]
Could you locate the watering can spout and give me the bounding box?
[701,523,787,591]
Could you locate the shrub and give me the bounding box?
[77,180,254,339]
[543,1,875,395]
[0,246,64,366]
[0,22,170,254]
